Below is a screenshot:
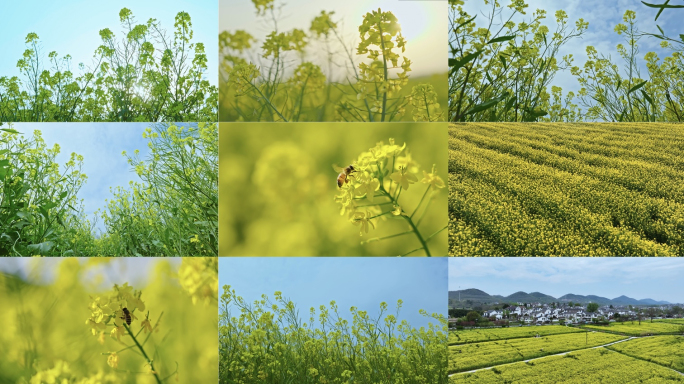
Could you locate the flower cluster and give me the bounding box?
[335,138,445,255]
[220,287,448,383]
[410,84,444,122]
[86,283,146,342]
[29,361,119,384]
[220,3,443,123]
[354,9,412,119]
[178,257,219,305]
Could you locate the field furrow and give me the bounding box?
[449,123,684,256]
[449,348,684,383]
[607,336,684,373]
[448,332,626,373]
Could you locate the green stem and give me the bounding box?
[410,186,431,220]
[378,22,388,122]
[246,78,288,122]
[367,211,394,220]
[361,230,413,244]
[425,225,447,243]
[401,215,430,256]
[400,247,424,256]
[123,323,163,384]
[379,188,431,256]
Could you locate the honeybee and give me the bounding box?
[120,307,132,326]
[333,164,356,188]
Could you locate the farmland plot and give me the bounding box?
[583,322,684,336]
[448,332,625,373]
[607,336,684,372]
[449,348,684,383]
[449,325,582,345]
[448,123,684,256]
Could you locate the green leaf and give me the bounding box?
[499,55,507,70]
[640,89,655,106]
[618,110,627,122]
[454,16,477,32]
[59,191,68,199]
[657,25,665,35]
[680,34,684,42]
[628,81,647,94]
[27,241,55,254]
[486,35,516,44]
[449,51,482,70]
[0,128,20,134]
[465,92,510,115]
[0,149,8,156]
[522,107,548,122]
[641,1,683,21]
[43,202,58,210]
[503,95,517,113]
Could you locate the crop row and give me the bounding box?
[582,322,684,336]
[449,174,623,256]
[656,319,684,324]
[448,123,684,256]
[454,126,684,202]
[448,332,625,374]
[449,326,582,345]
[607,336,684,373]
[449,348,684,383]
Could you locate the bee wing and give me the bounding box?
[332,164,345,173]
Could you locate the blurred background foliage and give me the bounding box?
[219,0,447,122]
[0,258,217,383]
[219,123,448,256]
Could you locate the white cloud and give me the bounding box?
[448,258,684,302]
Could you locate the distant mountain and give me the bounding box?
[612,295,642,305]
[448,288,500,303]
[505,291,557,303]
[450,289,674,306]
[638,298,671,305]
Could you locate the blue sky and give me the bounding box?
[460,0,681,95]
[220,0,447,78]
[449,258,684,304]
[220,257,447,328]
[14,123,151,234]
[0,0,217,86]
[0,257,179,289]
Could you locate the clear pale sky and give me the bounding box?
[460,0,680,95]
[220,257,447,328]
[0,257,179,289]
[219,0,447,78]
[449,258,684,304]
[0,0,217,86]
